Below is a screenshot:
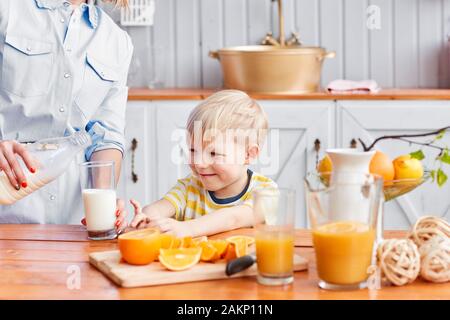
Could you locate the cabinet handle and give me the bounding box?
[350,138,358,149]
[131,138,138,183]
[314,138,321,152]
[314,139,321,168]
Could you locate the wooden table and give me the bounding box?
[0,225,449,300]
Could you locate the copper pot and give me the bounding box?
[209,45,335,94]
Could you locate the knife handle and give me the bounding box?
[225,255,256,276]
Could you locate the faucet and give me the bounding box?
[261,0,302,47]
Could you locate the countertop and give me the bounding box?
[1,224,448,300]
[128,88,450,101]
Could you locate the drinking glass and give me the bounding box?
[79,161,117,240]
[253,188,296,286]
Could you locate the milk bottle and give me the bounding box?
[0,131,92,205]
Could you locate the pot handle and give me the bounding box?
[317,51,336,62]
[208,50,220,60]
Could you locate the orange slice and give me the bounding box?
[226,235,255,246]
[159,248,202,271]
[227,238,248,258]
[118,228,161,265]
[209,240,229,259]
[180,236,194,248]
[200,242,217,262]
[222,242,237,261]
[191,236,208,247]
[170,237,182,249]
[159,233,175,249]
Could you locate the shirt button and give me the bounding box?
[63,2,70,7]
[26,47,32,52]
[50,195,56,201]
[59,106,65,113]
[64,73,71,79]
[60,18,65,23]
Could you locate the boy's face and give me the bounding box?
[188,133,256,192]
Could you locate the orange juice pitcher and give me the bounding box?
[305,172,383,290]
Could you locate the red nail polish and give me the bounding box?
[116,220,120,227]
[21,181,28,188]
[30,167,36,174]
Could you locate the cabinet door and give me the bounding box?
[154,101,199,199]
[155,100,335,228]
[257,101,335,227]
[338,100,450,229]
[117,101,156,214]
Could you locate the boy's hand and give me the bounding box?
[129,199,151,229]
[150,218,192,237]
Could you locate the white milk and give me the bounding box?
[82,189,116,232]
[0,172,49,205]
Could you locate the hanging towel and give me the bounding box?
[326,79,381,94]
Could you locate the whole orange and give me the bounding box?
[118,228,161,265]
[369,151,395,183]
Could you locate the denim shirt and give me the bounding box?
[0,0,133,223]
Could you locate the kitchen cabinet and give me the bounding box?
[117,101,156,214]
[119,97,450,229]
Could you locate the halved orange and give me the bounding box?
[118,228,161,265]
[226,235,255,246]
[159,248,202,271]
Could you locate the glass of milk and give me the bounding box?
[79,161,117,240]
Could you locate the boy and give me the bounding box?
[128,90,277,237]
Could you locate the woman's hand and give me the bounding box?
[81,198,128,233]
[0,140,36,189]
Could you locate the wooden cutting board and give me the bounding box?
[89,250,308,288]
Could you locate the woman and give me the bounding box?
[0,0,131,229]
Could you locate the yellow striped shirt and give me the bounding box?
[163,170,278,221]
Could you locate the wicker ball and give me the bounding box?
[410,216,450,247]
[377,239,421,286]
[419,236,450,283]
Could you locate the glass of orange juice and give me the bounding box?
[253,188,296,286]
[305,172,383,290]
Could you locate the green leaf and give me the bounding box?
[438,149,450,165]
[437,168,448,187]
[435,130,446,141]
[410,150,425,160]
[430,170,436,182]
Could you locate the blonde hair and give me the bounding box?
[102,0,129,8]
[187,90,268,147]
